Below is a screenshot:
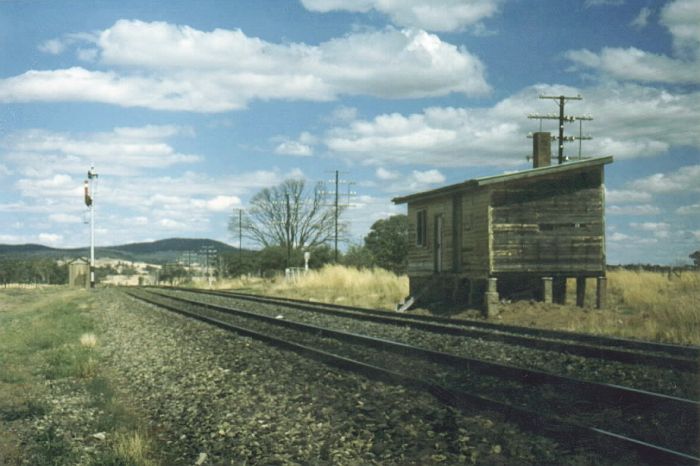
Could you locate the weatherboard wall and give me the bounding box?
[397,158,610,303]
[489,167,605,275]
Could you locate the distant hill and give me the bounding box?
[0,238,241,264]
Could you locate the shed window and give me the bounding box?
[416,210,427,246]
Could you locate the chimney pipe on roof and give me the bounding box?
[532,132,551,168]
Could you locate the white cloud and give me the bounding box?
[38,233,63,245]
[630,222,671,239]
[273,132,318,156]
[676,203,700,215]
[605,188,652,204]
[662,0,700,57]
[274,141,313,157]
[127,216,150,225]
[608,204,661,215]
[609,232,632,241]
[322,82,700,166]
[411,168,444,184]
[158,218,187,230]
[15,174,82,199]
[567,0,700,84]
[376,168,446,193]
[2,125,199,178]
[193,195,241,212]
[49,213,82,223]
[376,167,399,180]
[0,21,490,112]
[0,164,11,176]
[300,0,505,32]
[0,234,24,243]
[328,106,358,123]
[38,39,66,55]
[344,194,404,241]
[631,7,652,29]
[325,105,523,167]
[76,48,98,61]
[628,164,700,193]
[566,47,700,84]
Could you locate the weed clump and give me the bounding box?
[80,333,98,348]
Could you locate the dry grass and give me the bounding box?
[79,332,98,348]
[211,265,409,310]
[110,431,156,466]
[268,265,409,310]
[499,270,700,345]
[602,269,700,345]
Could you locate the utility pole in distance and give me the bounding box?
[334,170,339,263]
[84,166,98,288]
[233,208,244,274]
[324,170,355,263]
[528,95,592,164]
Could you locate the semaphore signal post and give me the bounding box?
[84,166,98,288]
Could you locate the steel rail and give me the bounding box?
[126,289,700,465]
[157,286,699,372]
[144,289,700,407]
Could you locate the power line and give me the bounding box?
[527,95,593,164]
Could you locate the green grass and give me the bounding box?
[0,287,158,466]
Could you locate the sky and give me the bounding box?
[0,0,698,265]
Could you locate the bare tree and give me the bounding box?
[230,179,342,264]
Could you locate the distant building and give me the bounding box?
[393,133,612,315]
[67,257,90,288]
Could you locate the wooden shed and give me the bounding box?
[393,150,613,315]
[68,257,90,288]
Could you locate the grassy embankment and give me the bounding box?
[212,265,699,346]
[0,287,156,465]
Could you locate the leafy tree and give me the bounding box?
[364,214,408,274]
[159,263,189,285]
[255,244,334,274]
[690,251,700,268]
[219,250,258,277]
[342,243,374,269]
[0,257,67,284]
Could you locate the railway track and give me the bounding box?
[127,288,700,465]
[160,287,699,373]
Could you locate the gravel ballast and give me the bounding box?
[95,288,625,465]
[160,289,697,400]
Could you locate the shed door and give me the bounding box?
[434,215,443,273]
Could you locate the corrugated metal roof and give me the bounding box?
[392,156,613,204]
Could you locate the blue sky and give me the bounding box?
[0,0,698,264]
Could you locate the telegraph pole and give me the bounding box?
[528,95,592,164]
[199,245,217,287]
[285,192,291,267]
[84,166,98,288]
[232,208,244,272]
[238,208,243,267]
[334,170,339,262]
[323,170,355,262]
